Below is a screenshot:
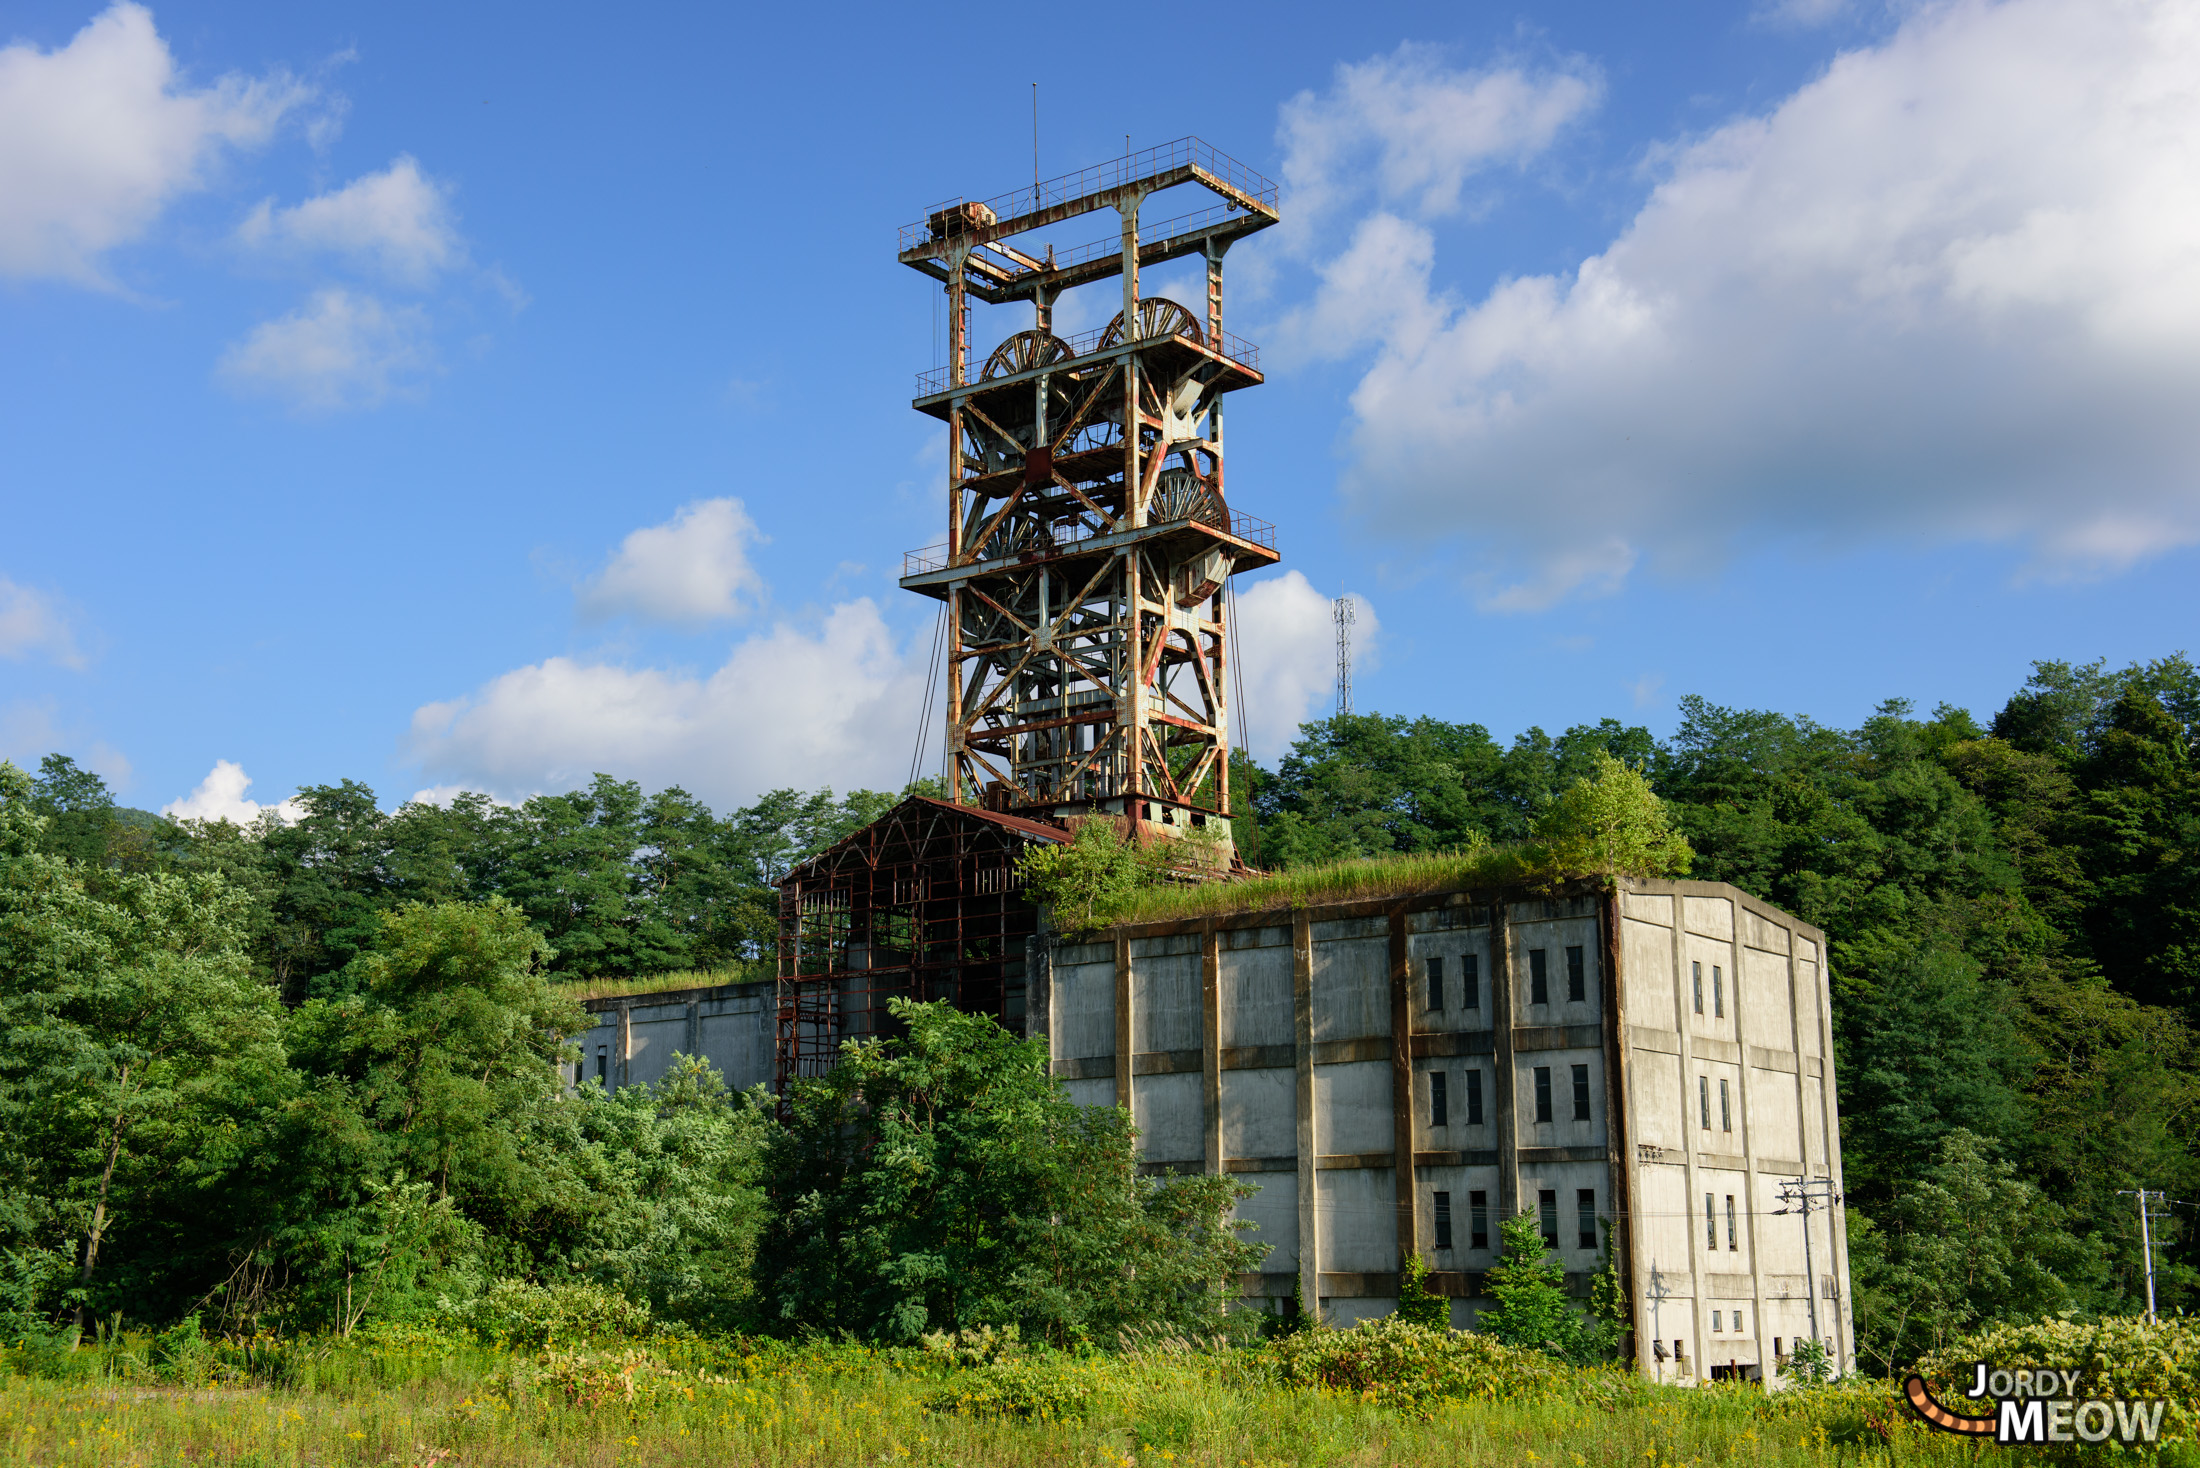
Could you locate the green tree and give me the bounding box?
[1534,750,1693,879]
[754,998,1263,1343]
[1395,1252,1448,1330]
[1016,821,1156,934]
[0,761,284,1335]
[1474,1210,1612,1364]
[1848,1128,2107,1373]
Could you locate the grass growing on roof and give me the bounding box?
[557,962,771,1002]
[1103,842,1550,928]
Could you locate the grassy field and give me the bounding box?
[0,1329,2027,1468]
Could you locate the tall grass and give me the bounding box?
[555,962,771,1004]
[0,1331,2000,1468]
[1109,845,1549,929]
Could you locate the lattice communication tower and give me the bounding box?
[897,138,1283,858]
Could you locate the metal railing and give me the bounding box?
[901,508,1277,578]
[914,323,1261,397]
[899,137,1278,255]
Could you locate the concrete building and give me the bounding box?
[1028,873,1855,1382]
[576,870,1854,1381]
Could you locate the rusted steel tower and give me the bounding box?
[897,138,1282,856]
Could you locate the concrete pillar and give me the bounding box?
[1389,907,1417,1264]
[1293,908,1319,1316]
[1202,921,1222,1175]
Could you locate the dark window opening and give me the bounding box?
[1692,961,1703,1014]
[1699,1075,1710,1129]
[1430,1070,1449,1127]
[1462,954,1480,1010]
[1534,1065,1553,1122]
[1577,1187,1598,1250]
[1427,955,1445,1011]
[1470,1189,1489,1250]
[1720,1077,1732,1132]
[1538,1188,1559,1248]
[1465,1068,1485,1126]
[1713,965,1725,1018]
[1572,1062,1591,1121]
[1566,945,1585,1002]
[597,1051,608,1083]
[1529,948,1549,1004]
[1434,1190,1454,1250]
[1726,1194,1738,1250]
[1705,1193,1717,1249]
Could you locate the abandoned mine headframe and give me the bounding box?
[769,139,1285,1094]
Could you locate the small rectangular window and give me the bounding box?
[597,1050,608,1082]
[1427,955,1445,1011]
[1430,1071,1449,1127]
[1462,954,1480,1010]
[1775,1336,1784,1357]
[1735,1308,1747,1335]
[1720,1077,1732,1132]
[1692,960,1703,1014]
[1705,1193,1717,1249]
[1534,1065,1553,1122]
[1470,1189,1489,1250]
[1712,1309,1723,1333]
[1572,1063,1591,1121]
[1566,945,1586,1002]
[1539,1188,1559,1247]
[1577,1187,1597,1250]
[1714,965,1725,1018]
[1529,948,1549,1004]
[1699,1075,1710,1130]
[1726,1194,1738,1250]
[1465,1068,1485,1125]
[1434,1190,1454,1250]
[574,1060,584,1086]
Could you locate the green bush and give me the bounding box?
[927,1355,1123,1422]
[437,1277,653,1348]
[1258,1316,1570,1418]
[1915,1315,2198,1451]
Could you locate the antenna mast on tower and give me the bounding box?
[1334,596,1354,717]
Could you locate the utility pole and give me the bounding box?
[1776,1177,1842,1362]
[1333,596,1354,717]
[2119,1188,2161,1320]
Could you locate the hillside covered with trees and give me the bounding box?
[1,655,2192,1371]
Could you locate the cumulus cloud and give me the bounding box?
[1278,42,1601,250]
[162,760,304,825]
[1231,572,1378,761]
[0,2,307,284]
[218,288,434,410]
[237,155,462,283]
[408,600,929,809]
[1315,0,2200,603]
[0,578,83,667]
[579,499,766,624]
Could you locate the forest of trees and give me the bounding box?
[1,654,2192,1366]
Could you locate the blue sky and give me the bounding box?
[4,0,2196,820]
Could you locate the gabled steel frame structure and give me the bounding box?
[774,796,1065,1095]
[897,137,1282,845]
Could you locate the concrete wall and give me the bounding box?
[1615,882,1851,1383]
[574,979,777,1096]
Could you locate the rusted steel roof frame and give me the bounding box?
[773,797,1064,1102]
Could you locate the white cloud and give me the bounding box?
[1278,42,1601,250]
[0,2,307,285]
[1319,0,2200,600]
[237,155,461,283]
[162,760,304,825]
[218,288,433,410]
[579,498,766,624]
[1231,572,1379,761]
[0,578,83,667]
[408,599,929,809]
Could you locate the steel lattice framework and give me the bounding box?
[897,138,1282,852]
